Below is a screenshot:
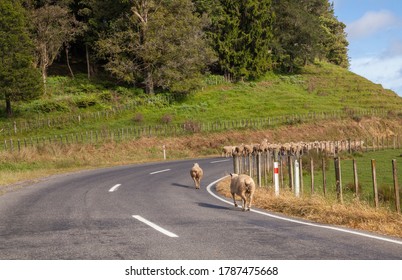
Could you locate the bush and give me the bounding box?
[183,120,201,133]
[25,99,70,113]
[73,95,97,108]
[161,114,173,124]
[133,113,144,123]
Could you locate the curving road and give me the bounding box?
[0,157,401,260]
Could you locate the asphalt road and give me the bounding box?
[0,157,401,260]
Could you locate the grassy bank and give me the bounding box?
[216,178,402,238]
[1,62,401,140]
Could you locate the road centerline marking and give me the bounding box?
[108,184,121,192]
[150,169,171,175]
[210,159,231,163]
[132,215,178,238]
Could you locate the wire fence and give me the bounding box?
[232,146,402,213]
[1,108,399,151]
[0,107,396,138]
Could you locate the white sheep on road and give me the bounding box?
[190,163,203,189]
[229,173,256,211]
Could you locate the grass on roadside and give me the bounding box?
[216,176,402,238]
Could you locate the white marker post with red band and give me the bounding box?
[274,161,279,196]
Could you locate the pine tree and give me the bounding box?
[0,0,42,117]
[320,2,349,68]
[208,0,274,80]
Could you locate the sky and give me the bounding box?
[332,0,402,96]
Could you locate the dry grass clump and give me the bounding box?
[216,177,402,238]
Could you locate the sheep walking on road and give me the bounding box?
[190,163,203,189]
[229,173,255,211]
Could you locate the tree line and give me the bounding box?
[0,0,349,117]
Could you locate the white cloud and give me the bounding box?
[350,55,402,95]
[346,10,399,39]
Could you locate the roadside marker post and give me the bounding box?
[294,160,300,197]
[274,162,279,196]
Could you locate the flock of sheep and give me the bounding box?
[190,163,255,212]
[222,138,365,158]
[189,138,365,212]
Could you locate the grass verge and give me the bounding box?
[216,176,402,238]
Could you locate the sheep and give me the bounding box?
[222,146,234,157]
[229,173,256,211]
[234,144,245,156]
[190,163,203,189]
[244,144,254,155]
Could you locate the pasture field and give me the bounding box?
[1,62,401,140]
[275,149,402,211]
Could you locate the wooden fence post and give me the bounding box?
[299,158,304,195]
[371,159,379,209]
[257,153,262,187]
[310,158,314,195]
[392,159,400,214]
[353,159,359,198]
[334,157,343,203]
[233,155,239,174]
[322,158,327,197]
[288,155,293,191]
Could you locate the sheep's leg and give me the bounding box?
[247,193,254,211]
[231,193,238,208]
[239,193,247,211]
[192,177,198,189]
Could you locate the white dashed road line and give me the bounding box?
[108,184,121,192]
[210,159,231,163]
[132,215,178,238]
[150,169,171,175]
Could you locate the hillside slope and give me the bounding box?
[0,62,401,139]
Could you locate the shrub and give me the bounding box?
[183,120,201,133]
[73,95,97,108]
[133,113,144,123]
[25,99,70,113]
[161,114,173,124]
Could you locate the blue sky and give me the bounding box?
[332,0,402,96]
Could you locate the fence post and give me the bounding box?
[288,156,293,191]
[310,158,314,195]
[392,159,400,214]
[371,159,379,209]
[257,153,262,187]
[299,158,304,195]
[322,158,327,197]
[233,155,240,174]
[334,157,343,203]
[353,159,359,198]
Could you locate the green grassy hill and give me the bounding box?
[1,61,401,139]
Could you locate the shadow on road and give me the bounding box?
[197,202,231,210]
[171,183,193,189]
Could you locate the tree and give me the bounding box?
[272,0,327,72]
[207,0,274,80]
[0,0,42,117]
[28,2,81,93]
[97,0,215,94]
[320,3,349,68]
[70,0,130,79]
